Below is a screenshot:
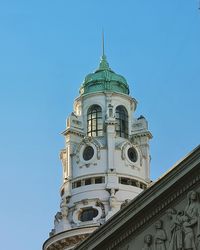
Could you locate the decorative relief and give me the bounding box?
[105,169,200,250]
[109,188,118,209]
[130,135,138,145]
[60,149,67,172]
[121,199,131,210]
[96,200,105,219]
[75,136,102,164]
[119,141,142,168]
[106,188,120,220]
[154,220,167,250]
[60,197,69,219]
[107,104,114,118]
[142,234,153,250]
[141,190,200,250]
[54,212,62,227]
[105,93,114,119]
[120,142,130,160]
[167,190,200,250]
[50,198,72,232]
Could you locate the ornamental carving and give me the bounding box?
[142,234,153,250]
[118,141,142,167]
[96,200,105,218]
[154,220,167,250]
[60,149,67,171]
[54,212,62,227]
[121,199,131,210]
[142,190,200,250]
[75,137,103,164]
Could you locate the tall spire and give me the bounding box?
[102,30,105,57]
[98,31,110,71]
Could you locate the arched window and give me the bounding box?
[87,105,103,137]
[115,106,128,138]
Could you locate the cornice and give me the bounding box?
[75,91,137,105]
[131,131,153,139]
[61,128,85,138]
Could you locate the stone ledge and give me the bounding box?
[43,226,98,250]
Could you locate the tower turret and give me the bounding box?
[43,54,152,250]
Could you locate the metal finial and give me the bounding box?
[98,30,110,70]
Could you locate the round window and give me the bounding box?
[83,146,94,161]
[127,147,137,162]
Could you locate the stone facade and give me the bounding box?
[75,145,200,250]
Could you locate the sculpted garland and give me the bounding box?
[142,190,200,250]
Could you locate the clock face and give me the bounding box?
[83,146,94,161]
[127,147,137,163]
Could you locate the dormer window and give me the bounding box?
[115,105,128,138]
[87,105,103,137]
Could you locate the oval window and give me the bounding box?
[83,146,94,161]
[80,208,98,222]
[127,147,137,162]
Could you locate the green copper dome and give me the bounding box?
[79,55,130,95]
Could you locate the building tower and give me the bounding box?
[43,52,152,250]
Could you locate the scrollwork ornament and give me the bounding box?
[121,142,131,160]
[96,200,105,218]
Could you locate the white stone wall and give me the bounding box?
[51,90,152,237]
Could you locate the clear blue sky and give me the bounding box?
[0,1,199,249]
